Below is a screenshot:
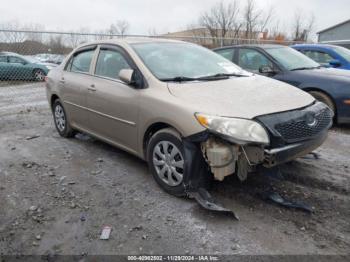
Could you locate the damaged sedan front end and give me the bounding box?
[189,101,333,184]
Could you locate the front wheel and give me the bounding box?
[308,91,335,113]
[147,128,186,196]
[52,99,75,138]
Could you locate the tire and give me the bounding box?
[52,99,75,138]
[308,91,335,113]
[33,69,46,81]
[147,128,187,197]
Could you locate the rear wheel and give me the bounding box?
[308,91,335,113]
[33,69,46,81]
[52,99,75,138]
[147,128,186,196]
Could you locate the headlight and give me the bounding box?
[195,113,269,145]
[46,66,53,70]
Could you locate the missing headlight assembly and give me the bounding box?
[200,137,265,182]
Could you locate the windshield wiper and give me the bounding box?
[200,73,248,79]
[160,73,247,82]
[291,66,321,71]
[160,76,199,82]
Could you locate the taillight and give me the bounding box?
[44,76,48,83]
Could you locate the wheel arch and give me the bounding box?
[142,122,182,159]
[50,94,60,109]
[303,87,337,115]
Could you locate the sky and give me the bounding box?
[0,0,349,39]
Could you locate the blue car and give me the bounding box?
[213,45,350,124]
[291,44,350,70]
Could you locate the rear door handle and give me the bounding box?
[88,84,97,92]
[59,77,65,84]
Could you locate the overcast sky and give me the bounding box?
[0,0,349,38]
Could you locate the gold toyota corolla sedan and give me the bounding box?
[46,38,333,196]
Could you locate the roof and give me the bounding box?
[317,19,350,34]
[0,51,18,55]
[74,37,186,50]
[213,44,286,50]
[291,44,338,49]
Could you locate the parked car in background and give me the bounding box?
[292,44,350,70]
[46,39,332,196]
[214,45,350,124]
[35,53,65,65]
[0,52,56,81]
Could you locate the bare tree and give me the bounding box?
[109,20,130,37]
[243,0,274,39]
[24,23,46,43]
[49,35,66,54]
[292,10,315,41]
[199,0,241,46]
[148,27,159,36]
[0,20,26,43]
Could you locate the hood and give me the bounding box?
[167,75,315,119]
[291,67,350,81]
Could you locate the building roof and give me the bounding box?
[317,19,350,34]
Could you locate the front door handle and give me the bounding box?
[88,84,96,92]
[59,77,65,84]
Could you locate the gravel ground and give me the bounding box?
[0,83,349,256]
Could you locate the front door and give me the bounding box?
[86,46,139,153]
[236,48,275,75]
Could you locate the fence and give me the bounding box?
[0,29,303,85]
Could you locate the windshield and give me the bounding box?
[266,46,320,71]
[331,46,350,62]
[132,42,248,80]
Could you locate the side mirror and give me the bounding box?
[329,59,341,68]
[259,65,275,75]
[118,69,134,84]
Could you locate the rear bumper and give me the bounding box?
[263,131,328,167]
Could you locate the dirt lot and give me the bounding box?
[0,83,349,256]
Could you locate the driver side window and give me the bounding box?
[95,49,131,80]
[238,48,273,72]
[9,56,25,64]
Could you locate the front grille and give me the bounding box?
[256,102,333,146]
[275,107,333,142]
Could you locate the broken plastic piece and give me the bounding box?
[189,188,239,220]
[260,191,313,213]
[301,152,320,160]
[100,226,112,240]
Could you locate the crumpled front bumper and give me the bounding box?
[263,131,328,167]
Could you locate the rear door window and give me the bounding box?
[69,50,95,73]
[95,49,131,79]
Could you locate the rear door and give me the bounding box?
[86,45,139,153]
[60,46,97,130]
